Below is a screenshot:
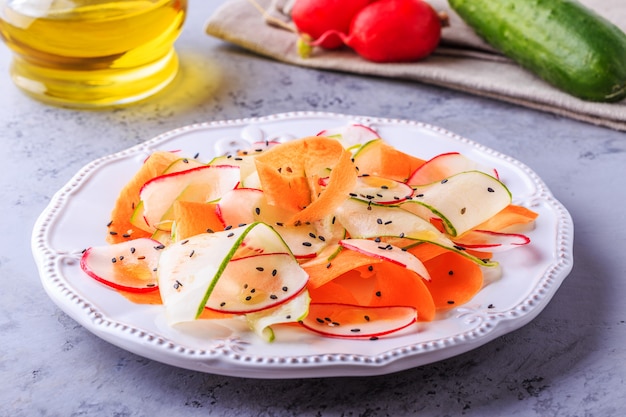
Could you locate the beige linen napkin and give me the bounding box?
[205,0,626,132]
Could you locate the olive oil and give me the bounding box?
[0,0,187,107]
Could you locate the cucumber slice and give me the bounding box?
[245,290,311,342]
[409,171,512,237]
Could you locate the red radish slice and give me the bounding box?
[339,238,431,281]
[317,123,380,148]
[80,238,161,293]
[206,253,309,314]
[216,188,265,228]
[407,152,499,185]
[453,230,531,252]
[139,165,240,231]
[300,303,417,338]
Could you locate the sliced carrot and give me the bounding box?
[254,136,357,225]
[290,142,356,225]
[473,204,538,232]
[107,151,180,244]
[363,262,436,321]
[172,200,224,240]
[422,251,483,309]
[118,290,162,305]
[307,278,360,306]
[353,139,426,182]
[310,260,436,321]
[198,308,237,320]
[303,247,384,289]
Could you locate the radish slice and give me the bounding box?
[453,230,531,252]
[206,253,309,313]
[139,165,240,232]
[300,303,417,338]
[317,123,380,148]
[80,238,161,293]
[407,152,499,185]
[339,238,430,281]
[216,188,265,228]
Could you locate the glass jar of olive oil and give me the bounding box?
[0,0,187,108]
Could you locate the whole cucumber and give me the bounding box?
[448,0,626,102]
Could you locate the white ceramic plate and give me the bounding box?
[32,112,573,378]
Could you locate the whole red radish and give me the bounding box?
[323,0,442,62]
[291,0,372,49]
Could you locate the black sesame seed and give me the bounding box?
[130,247,136,254]
[109,231,118,235]
[272,269,277,276]
[316,317,324,324]
[302,241,312,247]
[111,258,117,263]
[227,232,234,238]
[181,239,189,245]
[460,207,466,215]
[282,286,288,291]
[224,225,233,230]
[488,304,495,309]
[270,294,278,300]
[370,336,379,341]
[368,265,374,271]
[441,179,448,184]
[220,302,226,307]
[255,207,261,215]
[375,291,381,297]
[350,328,361,333]
[448,270,454,275]
[487,187,495,193]
[364,315,370,321]
[137,256,146,260]
[308,232,316,239]
[107,220,113,227]
[189,250,195,257]
[207,228,214,233]
[256,267,264,271]
[245,296,252,301]
[447,300,455,304]
[377,218,383,224]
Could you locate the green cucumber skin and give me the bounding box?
[449,0,626,102]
